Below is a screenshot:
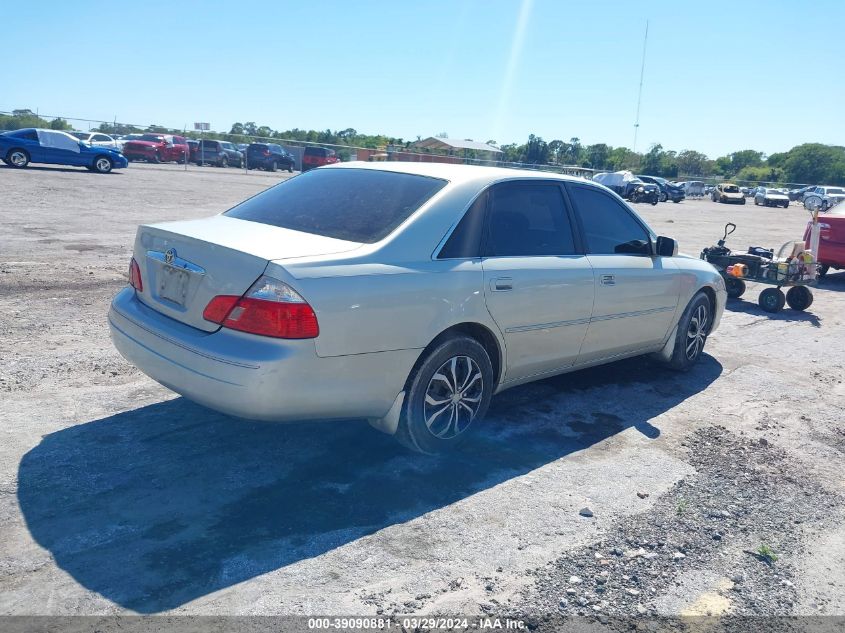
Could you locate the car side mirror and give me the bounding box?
[655,236,678,257]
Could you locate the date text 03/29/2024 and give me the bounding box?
[307,616,526,630]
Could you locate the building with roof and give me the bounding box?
[410,137,502,159]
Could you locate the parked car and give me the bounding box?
[753,187,790,208]
[637,174,685,203]
[684,181,706,198]
[196,139,243,167]
[805,208,845,278]
[122,134,189,163]
[108,162,726,453]
[114,134,144,151]
[593,171,659,203]
[0,128,128,173]
[69,131,119,149]
[302,146,339,171]
[246,143,294,172]
[802,186,845,212]
[711,183,746,204]
[789,185,816,202]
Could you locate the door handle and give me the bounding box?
[491,277,513,291]
[600,274,616,286]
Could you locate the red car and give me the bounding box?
[122,134,188,164]
[301,146,339,171]
[805,211,845,277]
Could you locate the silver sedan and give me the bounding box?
[109,163,726,453]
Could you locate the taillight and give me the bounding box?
[128,257,143,291]
[203,276,319,339]
[263,149,271,156]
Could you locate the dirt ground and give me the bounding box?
[1,162,843,623]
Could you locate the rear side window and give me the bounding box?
[438,193,487,259]
[483,183,576,257]
[568,185,651,255]
[225,168,447,243]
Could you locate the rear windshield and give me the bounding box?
[723,185,739,193]
[224,168,447,243]
[200,140,219,148]
[248,144,268,151]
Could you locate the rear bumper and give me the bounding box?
[108,288,418,422]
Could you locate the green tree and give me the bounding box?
[585,143,610,170]
[676,150,710,177]
[780,144,845,185]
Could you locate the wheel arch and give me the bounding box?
[406,321,504,392]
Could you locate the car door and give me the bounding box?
[479,180,595,382]
[38,130,86,166]
[566,183,681,364]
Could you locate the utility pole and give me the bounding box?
[633,20,649,153]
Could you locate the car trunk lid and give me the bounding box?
[133,215,361,332]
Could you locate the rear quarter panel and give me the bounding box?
[265,259,495,359]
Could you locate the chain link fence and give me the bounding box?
[0,110,818,190]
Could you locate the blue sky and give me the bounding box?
[3,0,842,157]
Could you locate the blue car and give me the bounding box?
[0,128,129,173]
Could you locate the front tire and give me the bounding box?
[6,148,30,168]
[725,277,746,299]
[92,156,113,174]
[395,335,494,454]
[759,288,785,313]
[661,292,712,371]
[818,264,830,278]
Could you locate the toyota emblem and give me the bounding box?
[165,248,176,265]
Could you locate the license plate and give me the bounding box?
[159,265,190,307]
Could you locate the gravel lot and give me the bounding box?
[1,162,843,623]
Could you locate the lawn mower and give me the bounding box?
[700,223,816,313]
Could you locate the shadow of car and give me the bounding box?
[17,355,721,612]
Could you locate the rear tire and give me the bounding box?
[150,153,161,164]
[6,148,30,168]
[660,292,712,371]
[786,286,813,311]
[395,335,494,454]
[220,156,229,168]
[818,264,830,278]
[268,160,277,172]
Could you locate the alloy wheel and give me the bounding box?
[686,304,708,360]
[10,151,27,167]
[423,355,484,439]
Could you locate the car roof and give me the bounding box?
[326,160,589,185]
